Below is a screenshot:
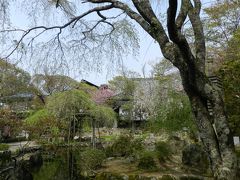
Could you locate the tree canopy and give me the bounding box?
[32,73,79,95]
[46,89,94,120]
[0,59,31,98]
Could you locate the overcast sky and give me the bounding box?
[5,0,213,86]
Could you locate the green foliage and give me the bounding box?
[32,74,79,95]
[131,137,144,153]
[0,59,31,98]
[25,109,51,125]
[0,109,23,138]
[79,148,106,170]
[204,0,240,41]
[108,71,139,125]
[90,105,116,127]
[0,143,9,151]
[155,141,172,163]
[218,29,240,135]
[225,28,240,61]
[236,147,240,159]
[105,135,144,158]
[78,82,97,95]
[109,75,136,99]
[110,135,132,157]
[82,119,91,132]
[33,160,60,180]
[118,102,134,127]
[137,151,157,170]
[222,65,240,132]
[46,89,94,120]
[152,59,174,77]
[203,0,240,74]
[146,91,196,132]
[24,109,61,138]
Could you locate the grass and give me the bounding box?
[236,147,240,158]
[0,143,9,151]
[101,135,117,142]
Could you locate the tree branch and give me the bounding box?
[167,0,195,65]
[85,0,151,34]
[176,0,189,30]
[4,4,114,59]
[131,0,169,48]
[187,0,206,72]
[56,0,60,8]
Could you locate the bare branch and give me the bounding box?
[85,0,152,34]
[4,4,114,59]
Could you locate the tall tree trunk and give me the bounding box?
[210,90,238,179]
[182,74,238,179]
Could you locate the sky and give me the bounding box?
[4,0,214,86]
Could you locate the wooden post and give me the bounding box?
[92,118,96,148]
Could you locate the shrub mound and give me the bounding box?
[80,148,106,170]
[137,151,157,170]
[155,141,172,163]
[106,135,144,157]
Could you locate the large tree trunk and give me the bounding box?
[181,71,238,179]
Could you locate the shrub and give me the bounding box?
[235,147,240,158]
[131,138,144,152]
[110,135,132,157]
[145,92,196,133]
[24,109,62,139]
[0,109,23,139]
[155,141,172,163]
[104,145,114,157]
[0,150,11,167]
[80,148,106,170]
[0,143,9,151]
[105,135,145,158]
[137,151,157,170]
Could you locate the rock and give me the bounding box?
[169,134,186,154]
[13,160,33,180]
[29,152,43,167]
[125,155,135,163]
[107,157,114,161]
[161,175,177,180]
[134,130,143,135]
[96,172,166,180]
[144,134,156,151]
[0,150,11,165]
[179,175,204,180]
[96,142,104,150]
[95,172,127,180]
[81,136,92,142]
[182,144,209,172]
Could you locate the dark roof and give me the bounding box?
[81,79,99,89]
[0,93,34,102]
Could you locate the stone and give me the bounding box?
[161,175,177,180]
[179,175,204,180]
[182,144,209,172]
[0,150,11,166]
[14,160,33,180]
[29,152,43,167]
[233,136,240,147]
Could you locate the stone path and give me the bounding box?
[6,141,38,152]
